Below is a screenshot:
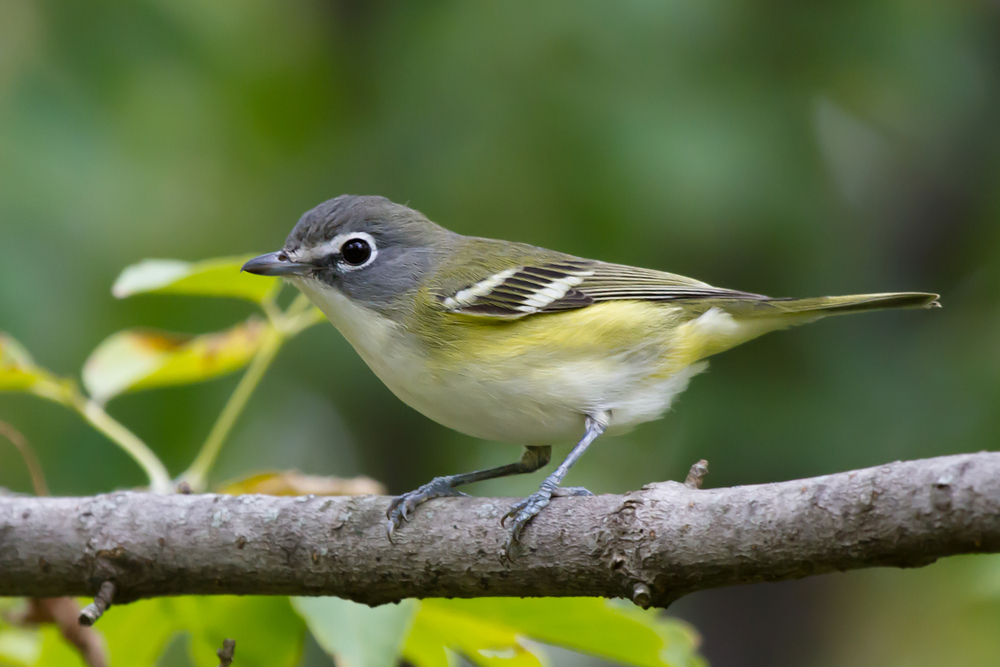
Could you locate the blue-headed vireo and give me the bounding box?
[243,195,940,557]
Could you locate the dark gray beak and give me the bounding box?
[241,251,309,277]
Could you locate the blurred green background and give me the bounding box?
[2,0,999,665]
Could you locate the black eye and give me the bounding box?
[340,238,372,266]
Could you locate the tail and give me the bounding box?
[681,291,940,361]
[762,292,941,316]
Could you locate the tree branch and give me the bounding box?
[1,453,998,609]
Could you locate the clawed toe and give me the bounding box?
[500,485,595,559]
[385,477,467,539]
[500,489,555,559]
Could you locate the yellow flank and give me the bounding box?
[439,300,669,352]
[425,300,764,382]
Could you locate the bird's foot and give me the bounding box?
[500,485,593,560]
[386,477,467,539]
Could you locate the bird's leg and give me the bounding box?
[501,412,608,559]
[386,446,552,538]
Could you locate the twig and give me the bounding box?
[1,452,998,608]
[683,459,709,489]
[78,581,116,626]
[217,639,236,667]
[631,582,652,609]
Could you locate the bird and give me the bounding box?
[242,194,939,557]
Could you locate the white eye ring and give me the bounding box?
[296,231,379,271]
[332,232,378,271]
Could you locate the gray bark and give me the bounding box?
[1,452,998,609]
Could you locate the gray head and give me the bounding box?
[243,195,454,314]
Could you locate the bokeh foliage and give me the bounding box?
[2,0,999,665]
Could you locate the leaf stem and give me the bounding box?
[181,325,285,492]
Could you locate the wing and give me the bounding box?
[439,256,767,319]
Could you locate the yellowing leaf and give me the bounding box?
[111,256,279,303]
[82,319,270,403]
[220,472,386,496]
[404,599,705,667]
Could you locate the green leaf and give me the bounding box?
[404,599,705,667]
[292,597,417,667]
[404,601,546,667]
[34,596,304,667]
[31,628,77,667]
[82,319,270,403]
[111,256,279,303]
